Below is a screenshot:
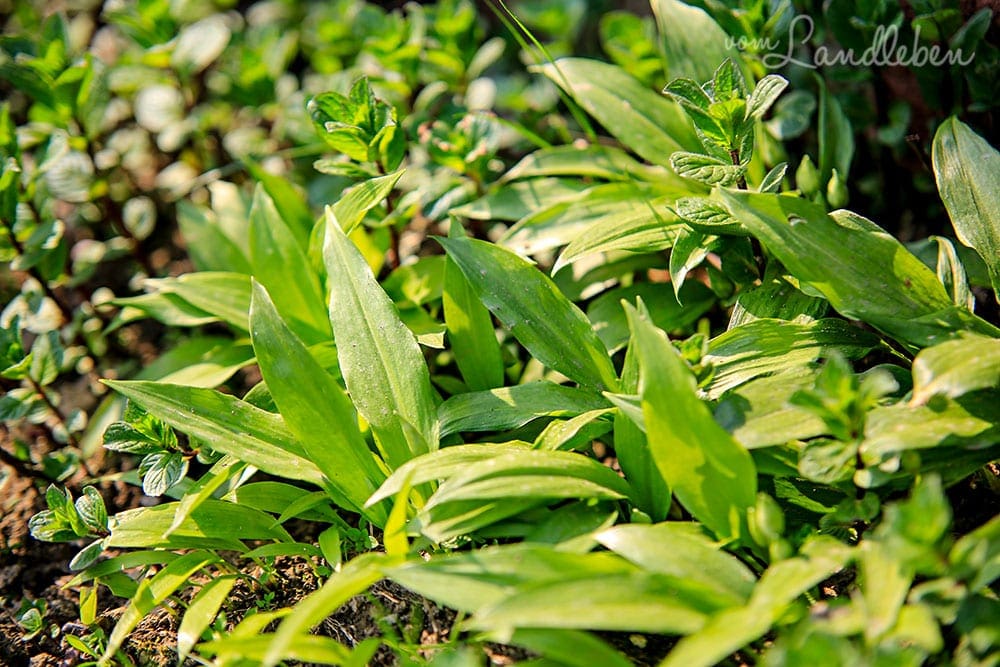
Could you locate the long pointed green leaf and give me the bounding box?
[249,187,330,344]
[443,222,504,391]
[439,236,618,392]
[438,381,611,438]
[250,281,387,524]
[626,305,756,541]
[322,209,438,468]
[331,169,404,234]
[596,523,755,604]
[933,117,1000,296]
[177,575,237,663]
[535,58,699,167]
[262,553,384,667]
[104,380,324,484]
[718,190,1000,348]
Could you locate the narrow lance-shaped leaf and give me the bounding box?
[933,117,1000,297]
[248,186,330,344]
[439,236,618,392]
[534,58,700,167]
[104,380,324,485]
[625,304,756,542]
[250,281,388,525]
[331,169,404,234]
[443,221,504,391]
[323,209,438,469]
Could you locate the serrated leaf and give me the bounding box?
[139,451,188,497]
[672,196,745,234]
[670,152,745,186]
[74,487,108,532]
[323,211,437,469]
[439,236,618,392]
[746,75,789,119]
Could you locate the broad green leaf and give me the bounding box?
[714,368,827,448]
[718,190,1000,348]
[468,572,731,635]
[535,58,700,167]
[651,0,740,82]
[672,196,745,235]
[144,272,251,331]
[411,450,631,541]
[862,392,1000,457]
[423,449,632,508]
[626,304,756,541]
[443,223,504,391]
[250,282,387,523]
[177,575,237,663]
[451,178,589,221]
[262,553,384,667]
[553,196,684,272]
[588,282,715,354]
[104,380,324,484]
[108,500,292,550]
[243,157,313,248]
[386,545,636,612]
[728,277,827,328]
[596,523,756,604]
[932,117,1000,296]
[229,482,344,524]
[101,551,219,664]
[249,187,329,344]
[911,334,1000,405]
[704,318,880,398]
[438,381,610,438]
[503,144,666,182]
[331,169,404,234]
[368,442,531,506]
[323,211,438,468]
[439,236,618,392]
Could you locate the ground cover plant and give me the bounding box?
[1,0,999,665]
